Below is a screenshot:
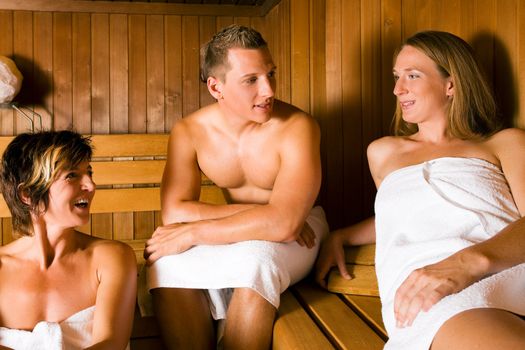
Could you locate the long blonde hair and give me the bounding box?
[393,31,500,139]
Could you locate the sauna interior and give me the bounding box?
[0,0,523,245]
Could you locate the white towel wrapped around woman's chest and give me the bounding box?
[374,157,525,350]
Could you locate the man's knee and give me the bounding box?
[232,288,275,309]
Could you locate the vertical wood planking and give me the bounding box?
[91,13,112,239]
[276,0,291,103]
[110,14,129,134]
[309,0,327,207]
[53,13,73,131]
[128,14,147,133]
[0,11,14,137]
[265,6,280,98]
[467,0,496,85]
[164,15,183,130]
[72,13,91,134]
[146,15,165,132]
[430,0,460,33]
[494,0,518,126]
[199,16,217,109]
[110,14,134,241]
[359,0,382,218]
[0,10,14,244]
[234,16,251,27]
[13,11,33,133]
[91,13,110,134]
[324,0,344,228]
[182,16,200,116]
[71,12,91,235]
[290,0,310,113]
[216,16,234,31]
[34,12,53,131]
[381,0,400,135]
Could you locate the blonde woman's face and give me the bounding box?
[42,160,95,229]
[392,45,453,126]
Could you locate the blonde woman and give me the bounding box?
[316,31,525,349]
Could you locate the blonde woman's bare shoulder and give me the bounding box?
[367,136,402,166]
[486,127,525,156]
[367,136,404,186]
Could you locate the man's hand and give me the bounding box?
[144,223,196,265]
[295,222,316,248]
[394,251,487,328]
[314,230,351,288]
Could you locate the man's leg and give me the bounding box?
[431,308,525,350]
[152,287,215,350]
[222,288,276,350]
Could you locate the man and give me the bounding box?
[144,25,328,349]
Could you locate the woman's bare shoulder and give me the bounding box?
[367,136,407,186]
[367,136,403,166]
[77,233,136,265]
[485,128,525,157]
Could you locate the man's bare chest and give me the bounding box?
[195,143,280,190]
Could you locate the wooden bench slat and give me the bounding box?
[342,294,387,340]
[327,264,379,297]
[273,290,335,350]
[92,188,161,213]
[91,134,169,158]
[0,183,223,218]
[92,160,165,185]
[292,281,385,350]
[344,244,375,265]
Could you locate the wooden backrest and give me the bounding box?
[0,133,225,221]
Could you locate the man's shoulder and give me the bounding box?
[169,104,219,136]
[272,100,318,130]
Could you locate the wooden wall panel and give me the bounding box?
[34,12,53,131]
[14,11,34,133]
[181,16,200,118]
[0,11,15,137]
[0,0,525,237]
[53,13,73,131]
[146,15,165,133]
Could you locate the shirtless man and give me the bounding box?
[144,25,328,349]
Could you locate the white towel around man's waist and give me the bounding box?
[140,206,329,319]
[374,157,525,350]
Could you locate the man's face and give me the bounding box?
[218,47,276,124]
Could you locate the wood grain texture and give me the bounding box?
[0,0,523,233]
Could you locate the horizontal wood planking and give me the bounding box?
[0,0,278,16]
[293,281,385,349]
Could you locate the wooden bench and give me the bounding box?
[0,133,386,349]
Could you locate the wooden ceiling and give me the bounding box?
[0,0,281,16]
[99,1,267,4]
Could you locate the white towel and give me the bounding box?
[140,206,329,319]
[375,157,525,350]
[0,306,94,350]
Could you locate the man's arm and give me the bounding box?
[145,113,321,263]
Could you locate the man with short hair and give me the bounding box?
[145,25,328,349]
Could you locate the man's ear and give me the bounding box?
[207,76,223,100]
[446,77,455,97]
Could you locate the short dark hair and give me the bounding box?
[0,130,92,236]
[200,24,267,83]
